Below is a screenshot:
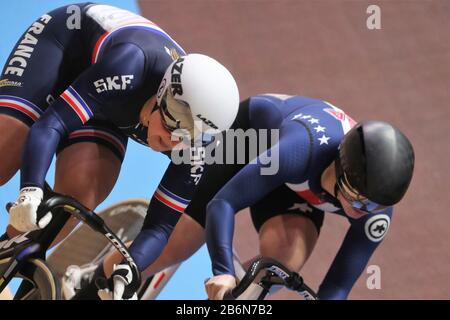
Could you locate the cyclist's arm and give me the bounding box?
[205,121,312,276]
[20,43,146,188]
[318,208,393,299]
[127,161,199,272]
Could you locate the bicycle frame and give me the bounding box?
[0,192,141,298]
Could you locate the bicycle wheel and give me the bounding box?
[47,199,147,300]
[0,258,61,300]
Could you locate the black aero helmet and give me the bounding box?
[337,120,415,206]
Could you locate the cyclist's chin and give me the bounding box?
[148,136,167,152]
[338,194,368,219]
[344,206,368,219]
[148,135,179,152]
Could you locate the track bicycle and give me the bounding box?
[0,185,140,300]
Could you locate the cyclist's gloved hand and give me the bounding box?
[204,274,236,300]
[9,187,52,232]
[97,264,137,300]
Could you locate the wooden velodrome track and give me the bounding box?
[140,0,449,299]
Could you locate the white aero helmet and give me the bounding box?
[156,53,239,141]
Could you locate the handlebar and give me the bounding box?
[37,195,104,232]
[37,194,141,292]
[223,257,318,300]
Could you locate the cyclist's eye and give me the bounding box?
[340,176,368,202]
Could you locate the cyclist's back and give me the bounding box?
[2,2,185,143]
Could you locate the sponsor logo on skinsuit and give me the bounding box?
[364,214,390,242]
[165,46,180,61]
[4,14,52,77]
[0,79,23,88]
[94,75,134,93]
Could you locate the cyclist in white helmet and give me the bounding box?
[0,3,239,299]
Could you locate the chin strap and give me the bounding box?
[151,102,160,114]
[333,183,339,198]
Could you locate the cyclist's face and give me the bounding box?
[337,189,369,219]
[147,110,181,152]
[141,96,180,151]
[321,161,369,219]
[336,171,389,214]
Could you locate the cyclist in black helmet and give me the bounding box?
[335,120,414,211]
[85,94,414,300]
[202,97,414,299]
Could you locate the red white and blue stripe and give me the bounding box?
[68,128,126,158]
[60,86,93,123]
[323,102,357,134]
[154,184,189,213]
[0,95,43,122]
[286,181,341,212]
[91,21,185,64]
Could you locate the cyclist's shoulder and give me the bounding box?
[86,4,185,62]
